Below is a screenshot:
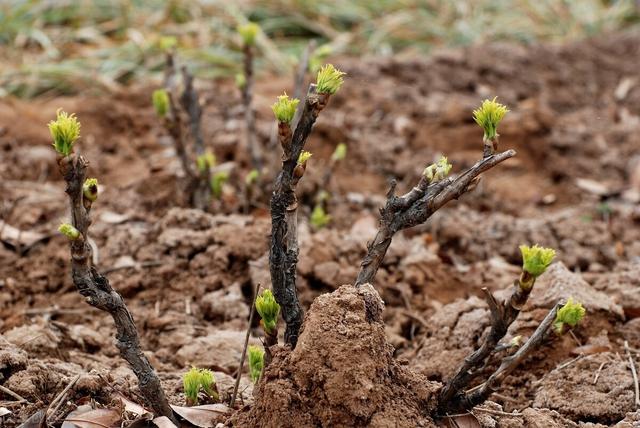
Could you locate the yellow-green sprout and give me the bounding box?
[245,169,259,186]
[554,297,586,335]
[310,205,332,229]
[472,97,509,141]
[49,109,81,157]
[210,171,229,199]
[520,244,556,277]
[235,73,246,89]
[331,143,347,162]
[83,178,99,202]
[271,93,300,124]
[159,36,177,51]
[238,22,260,46]
[248,345,264,384]
[152,89,170,118]
[309,44,333,74]
[58,223,80,240]
[423,156,452,182]
[256,289,280,335]
[183,367,217,405]
[316,64,346,95]
[196,151,216,174]
[297,150,312,165]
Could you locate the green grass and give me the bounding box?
[1,0,638,97]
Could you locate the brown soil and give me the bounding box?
[1,30,640,426]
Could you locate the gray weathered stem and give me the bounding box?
[269,85,329,347]
[356,149,516,286]
[242,44,262,170]
[57,155,176,422]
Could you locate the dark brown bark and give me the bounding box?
[443,303,561,414]
[57,155,176,423]
[269,85,329,348]
[242,44,262,170]
[356,149,516,287]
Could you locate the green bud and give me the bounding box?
[472,97,509,141]
[271,93,300,124]
[49,109,81,157]
[297,150,312,165]
[248,345,264,384]
[83,178,99,202]
[159,36,177,51]
[520,244,556,277]
[255,289,280,335]
[235,73,246,89]
[210,171,229,199]
[58,223,80,240]
[245,169,259,186]
[554,297,586,335]
[152,89,170,118]
[423,156,452,182]
[182,367,216,406]
[331,143,347,162]
[316,64,346,95]
[310,204,331,229]
[238,22,260,46]
[196,151,216,174]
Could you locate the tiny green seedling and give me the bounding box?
[210,171,229,200]
[472,97,509,142]
[196,151,216,174]
[423,156,452,182]
[311,204,332,229]
[316,64,346,95]
[83,178,99,202]
[554,297,586,335]
[271,93,300,124]
[256,289,280,335]
[58,223,80,240]
[152,89,170,118]
[183,367,218,406]
[238,22,260,46]
[49,109,81,157]
[248,345,264,384]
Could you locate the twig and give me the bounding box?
[292,40,316,129]
[57,155,177,423]
[242,42,262,170]
[47,374,80,418]
[555,355,584,371]
[0,385,27,403]
[473,407,523,417]
[230,283,260,408]
[625,340,640,409]
[269,85,331,348]
[356,149,516,287]
[593,361,606,385]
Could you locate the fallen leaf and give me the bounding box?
[61,406,120,428]
[152,416,179,428]
[170,404,229,428]
[116,393,149,417]
[0,220,48,251]
[446,413,481,428]
[99,211,129,224]
[0,407,11,417]
[571,344,611,356]
[575,178,609,196]
[18,410,47,428]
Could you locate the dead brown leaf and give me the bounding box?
[170,404,229,428]
[446,413,481,428]
[61,406,121,428]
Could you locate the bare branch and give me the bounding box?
[356,149,516,286]
[57,155,176,423]
[242,44,262,170]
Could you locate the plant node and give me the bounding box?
[238,22,260,46]
[554,297,586,335]
[271,93,300,124]
[49,109,81,157]
[152,89,170,118]
[473,96,509,142]
[423,156,452,182]
[316,64,346,95]
[58,223,80,240]
[256,289,280,335]
[83,177,99,202]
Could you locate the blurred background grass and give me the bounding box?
[1,0,638,98]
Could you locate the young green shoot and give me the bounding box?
[255,289,280,335]
[554,297,586,335]
[152,89,170,118]
[245,169,259,186]
[159,36,177,51]
[238,22,260,46]
[271,93,300,124]
[183,367,217,405]
[210,171,229,200]
[83,178,99,202]
[248,345,264,384]
[310,204,332,229]
[519,244,556,289]
[49,109,81,157]
[331,143,347,162]
[423,156,452,182]
[297,150,313,165]
[196,151,216,174]
[316,64,346,95]
[473,97,509,142]
[58,223,80,240]
[235,73,246,89]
